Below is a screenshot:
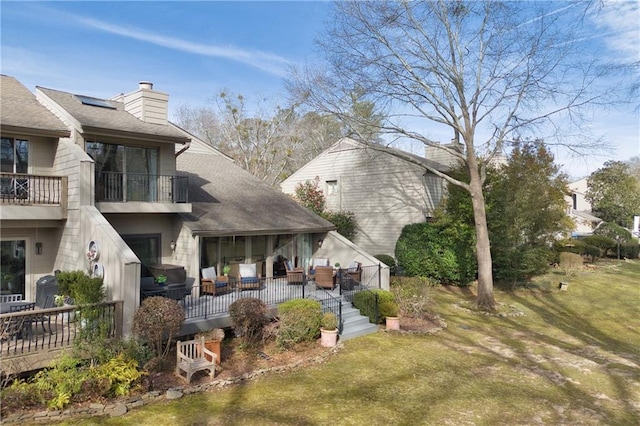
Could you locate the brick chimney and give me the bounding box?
[120,81,169,125]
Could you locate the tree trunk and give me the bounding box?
[468,168,496,310]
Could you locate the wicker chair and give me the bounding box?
[200,266,231,296]
[285,260,304,285]
[314,266,336,290]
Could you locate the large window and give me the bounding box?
[87,141,158,201]
[1,137,28,198]
[1,240,26,297]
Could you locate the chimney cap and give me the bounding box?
[139,81,153,90]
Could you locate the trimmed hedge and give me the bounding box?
[353,289,395,324]
[374,254,397,276]
[276,299,323,349]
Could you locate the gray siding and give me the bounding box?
[282,139,446,256]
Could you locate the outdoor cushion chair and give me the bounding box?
[314,266,336,290]
[345,261,362,283]
[309,258,330,280]
[237,263,261,290]
[285,260,304,285]
[200,266,231,296]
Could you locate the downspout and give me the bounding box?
[175,139,191,157]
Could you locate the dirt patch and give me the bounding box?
[399,313,446,333]
[142,338,337,392]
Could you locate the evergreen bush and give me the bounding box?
[353,289,396,324]
[276,299,322,349]
[374,254,397,275]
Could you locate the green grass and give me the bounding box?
[74,260,640,425]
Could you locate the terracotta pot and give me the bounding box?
[320,328,338,347]
[386,316,400,331]
[204,340,221,364]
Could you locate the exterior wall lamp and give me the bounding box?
[170,240,176,252]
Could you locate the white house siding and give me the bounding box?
[281,140,443,256]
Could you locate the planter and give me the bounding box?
[559,282,569,291]
[204,340,222,364]
[320,328,338,347]
[386,316,400,331]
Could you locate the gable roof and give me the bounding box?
[37,86,189,143]
[177,143,335,236]
[0,75,69,138]
[344,138,450,173]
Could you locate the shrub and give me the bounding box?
[379,301,399,318]
[583,235,616,257]
[559,252,583,275]
[584,245,601,263]
[276,299,322,349]
[90,353,145,397]
[593,222,632,241]
[322,210,358,241]
[395,222,476,285]
[229,297,269,348]
[321,312,338,330]
[621,241,640,259]
[391,277,433,318]
[293,177,325,215]
[353,289,396,324]
[55,270,105,305]
[374,254,397,276]
[133,297,185,360]
[31,354,87,409]
[554,239,586,255]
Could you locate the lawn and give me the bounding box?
[78,260,640,425]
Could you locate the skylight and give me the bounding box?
[75,95,116,109]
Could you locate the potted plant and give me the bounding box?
[320,312,339,347]
[380,301,400,331]
[222,265,231,277]
[196,328,225,364]
[155,274,167,285]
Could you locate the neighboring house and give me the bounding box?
[2,77,387,348]
[280,137,451,257]
[566,177,603,237]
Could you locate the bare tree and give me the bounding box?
[289,1,620,308]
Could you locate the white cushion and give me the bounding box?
[347,261,359,271]
[239,263,257,277]
[202,266,217,279]
[313,258,329,267]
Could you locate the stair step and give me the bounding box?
[340,322,379,341]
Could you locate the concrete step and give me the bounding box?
[339,305,379,341]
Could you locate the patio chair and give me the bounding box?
[200,266,231,296]
[309,258,330,281]
[285,260,304,285]
[0,294,23,303]
[314,266,336,290]
[238,263,261,290]
[345,261,362,283]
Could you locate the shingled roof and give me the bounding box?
[0,75,69,137]
[37,86,189,143]
[177,150,335,236]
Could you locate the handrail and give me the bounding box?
[95,171,188,203]
[0,172,66,206]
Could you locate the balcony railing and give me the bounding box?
[0,173,67,206]
[96,172,188,203]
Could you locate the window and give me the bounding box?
[87,141,158,201]
[326,180,338,196]
[123,234,160,277]
[1,137,28,198]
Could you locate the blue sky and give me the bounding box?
[1,1,638,179]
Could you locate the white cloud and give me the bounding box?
[592,0,640,62]
[73,15,292,77]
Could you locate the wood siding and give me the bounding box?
[282,140,446,256]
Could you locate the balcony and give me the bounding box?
[96,172,191,214]
[0,173,67,220]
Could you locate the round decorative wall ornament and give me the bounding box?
[92,263,104,279]
[87,240,100,261]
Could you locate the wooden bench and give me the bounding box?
[175,337,216,383]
